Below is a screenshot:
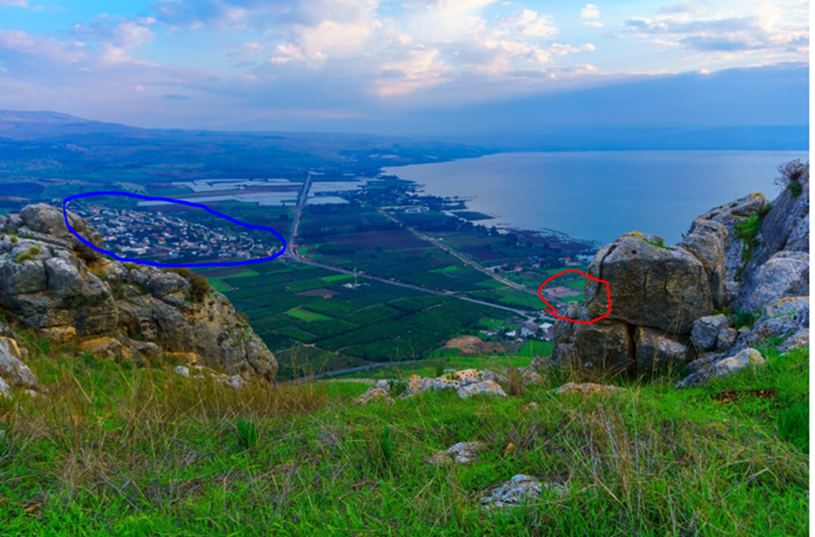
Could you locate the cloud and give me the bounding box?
[624,6,808,57]
[163,94,191,100]
[658,1,708,15]
[580,4,600,20]
[0,0,28,6]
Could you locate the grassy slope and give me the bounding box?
[0,337,807,536]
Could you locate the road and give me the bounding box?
[281,360,422,384]
[278,176,538,321]
[377,208,565,315]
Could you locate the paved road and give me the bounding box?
[282,360,422,384]
[278,176,538,320]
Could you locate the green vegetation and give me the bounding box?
[165,267,211,301]
[1,339,806,535]
[774,159,809,198]
[14,245,41,263]
[287,308,332,322]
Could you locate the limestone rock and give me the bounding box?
[748,175,809,268]
[742,296,809,348]
[80,337,122,360]
[690,315,729,351]
[353,387,394,406]
[696,193,767,283]
[556,382,621,395]
[173,366,190,377]
[636,326,691,373]
[481,475,565,510]
[735,251,809,313]
[427,441,487,465]
[676,348,765,388]
[0,337,42,395]
[584,233,713,334]
[572,321,633,376]
[777,328,809,353]
[678,219,728,310]
[456,380,507,399]
[716,328,737,353]
[18,203,105,262]
[374,379,390,390]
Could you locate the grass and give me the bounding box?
[2,334,807,536]
[286,308,332,322]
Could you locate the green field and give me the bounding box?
[287,308,332,322]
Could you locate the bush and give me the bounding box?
[235,418,259,450]
[774,159,809,197]
[165,267,210,302]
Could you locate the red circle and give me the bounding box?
[537,269,611,325]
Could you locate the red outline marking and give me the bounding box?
[537,269,611,325]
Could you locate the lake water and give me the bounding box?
[384,150,809,245]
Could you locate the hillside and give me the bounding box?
[0,168,808,535]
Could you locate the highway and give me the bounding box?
[278,175,540,321]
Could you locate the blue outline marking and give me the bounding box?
[63,191,287,268]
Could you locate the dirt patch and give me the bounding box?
[297,289,338,298]
[444,335,505,355]
[713,389,777,404]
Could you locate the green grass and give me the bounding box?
[323,274,355,283]
[2,341,807,535]
[287,308,333,322]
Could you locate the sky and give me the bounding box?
[0,0,809,133]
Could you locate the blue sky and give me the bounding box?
[0,0,808,132]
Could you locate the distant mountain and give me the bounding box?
[0,110,146,140]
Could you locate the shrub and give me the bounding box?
[165,267,210,302]
[774,159,809,197]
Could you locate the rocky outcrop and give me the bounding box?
[552,167,808,381]
[0,204,277,381]
[0,327,42,397]
[676,348,765,388]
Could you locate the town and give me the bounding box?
[75,205,280,263]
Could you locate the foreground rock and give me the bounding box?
[0,204,277,381]
[352,387,394,406]
[405,369,508,399]
[481,475,565,510]
[427,441,487,465]
[556,383,621,395]
[0,333,42,397]
[676,348,765,388]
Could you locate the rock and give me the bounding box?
[520,369,545,385]
[0,337,42,393]
[456,380,507,399]
[406,375,434,396]
[374,379,390,390]
[556,382,621,395]
[777,328,809,353]
[742,296,809,347]
[0,377,9,398]
[690,315,729,351]
[173,366,190,377]
[481,474,565,510]
[353,387,394,406]
[676,348,765,388]
[735,252,809,313]
[635,326,691,373]
[716,328,737,353]
[521,402,540,410]
[572,321,633,376]
[583,233,714,334]
[18,203,105,262]
[221,375,245,390]
[0,204,278,382]
[747,175,809,268]
[696,193,767,283]
[427,441,487,465]
[80,337,122,360]
[678,219,728,310]
[451,369,507,386]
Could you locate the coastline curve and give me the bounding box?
[62,191,287,268]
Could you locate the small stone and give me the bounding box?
[676,347,765,388]
[691,315,729,351]
[556,382,621,395]
[716,327,737,353]
[353,387,394,406]
[427,441,487,465]
[481,474,566,510]
[374,379,390,390]
[521,402,540,410]
[456,380,507,399]
[173,366,190,378]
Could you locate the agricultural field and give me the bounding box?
[195,260,535,380]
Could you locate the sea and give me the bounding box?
[383,150,809,245]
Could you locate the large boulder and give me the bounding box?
[678,219,728,310]
[676,348,765,388]
[16,203,105,262]
[695,193,767,284]
[572,321,633,376]
[735,251,809,313]
[584,232,713,334]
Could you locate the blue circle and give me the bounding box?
[63,191,287,268]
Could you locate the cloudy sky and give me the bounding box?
[0,0,808,132]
